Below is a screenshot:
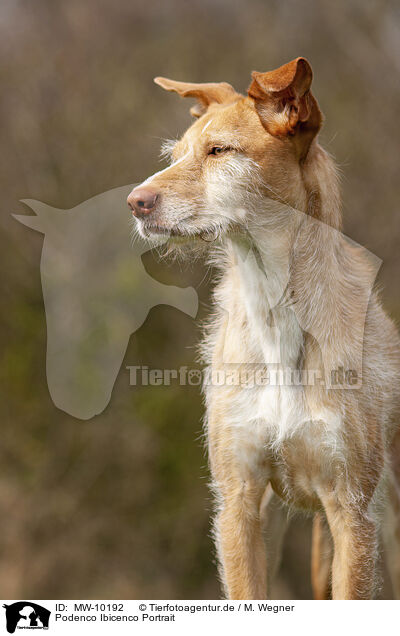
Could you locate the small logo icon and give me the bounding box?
[3,602,50,633]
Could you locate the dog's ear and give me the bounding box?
[248,57,322,159]
[154,77,238,117]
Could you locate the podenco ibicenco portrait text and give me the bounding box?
[127,58,400,600]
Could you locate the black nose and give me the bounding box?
[127,187,159,217]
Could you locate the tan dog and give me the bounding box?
[128,58,400,599]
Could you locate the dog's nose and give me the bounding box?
[127,187,159,217]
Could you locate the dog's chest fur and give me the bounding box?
[206,238,344,507]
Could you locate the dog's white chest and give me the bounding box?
[222,380,343,507]
[207,241,344,495]
[228,382,308,444]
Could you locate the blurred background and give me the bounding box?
[1,0,399,599]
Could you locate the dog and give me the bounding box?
[127,58,400,599]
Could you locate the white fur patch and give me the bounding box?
[143,149,192,185]
[201,119,213,134]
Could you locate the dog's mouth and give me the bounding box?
[135,208,246,245]
[141,223,182,237]
[139,220,222,243]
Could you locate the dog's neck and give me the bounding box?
[220,144,366,374]
[227,145,342,307]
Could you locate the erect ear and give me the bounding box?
[154,77,239,117]
[13,199,63,234]
[248,57,322,159]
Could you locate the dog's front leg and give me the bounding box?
[207,398,270,598]
[213,477,268,599]
[320,494,378,599]
[214,486,267,599]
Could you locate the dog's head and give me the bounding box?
[128,58,322,243]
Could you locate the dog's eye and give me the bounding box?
[208,146,229,156]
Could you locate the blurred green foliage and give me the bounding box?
[0,0,399,598]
